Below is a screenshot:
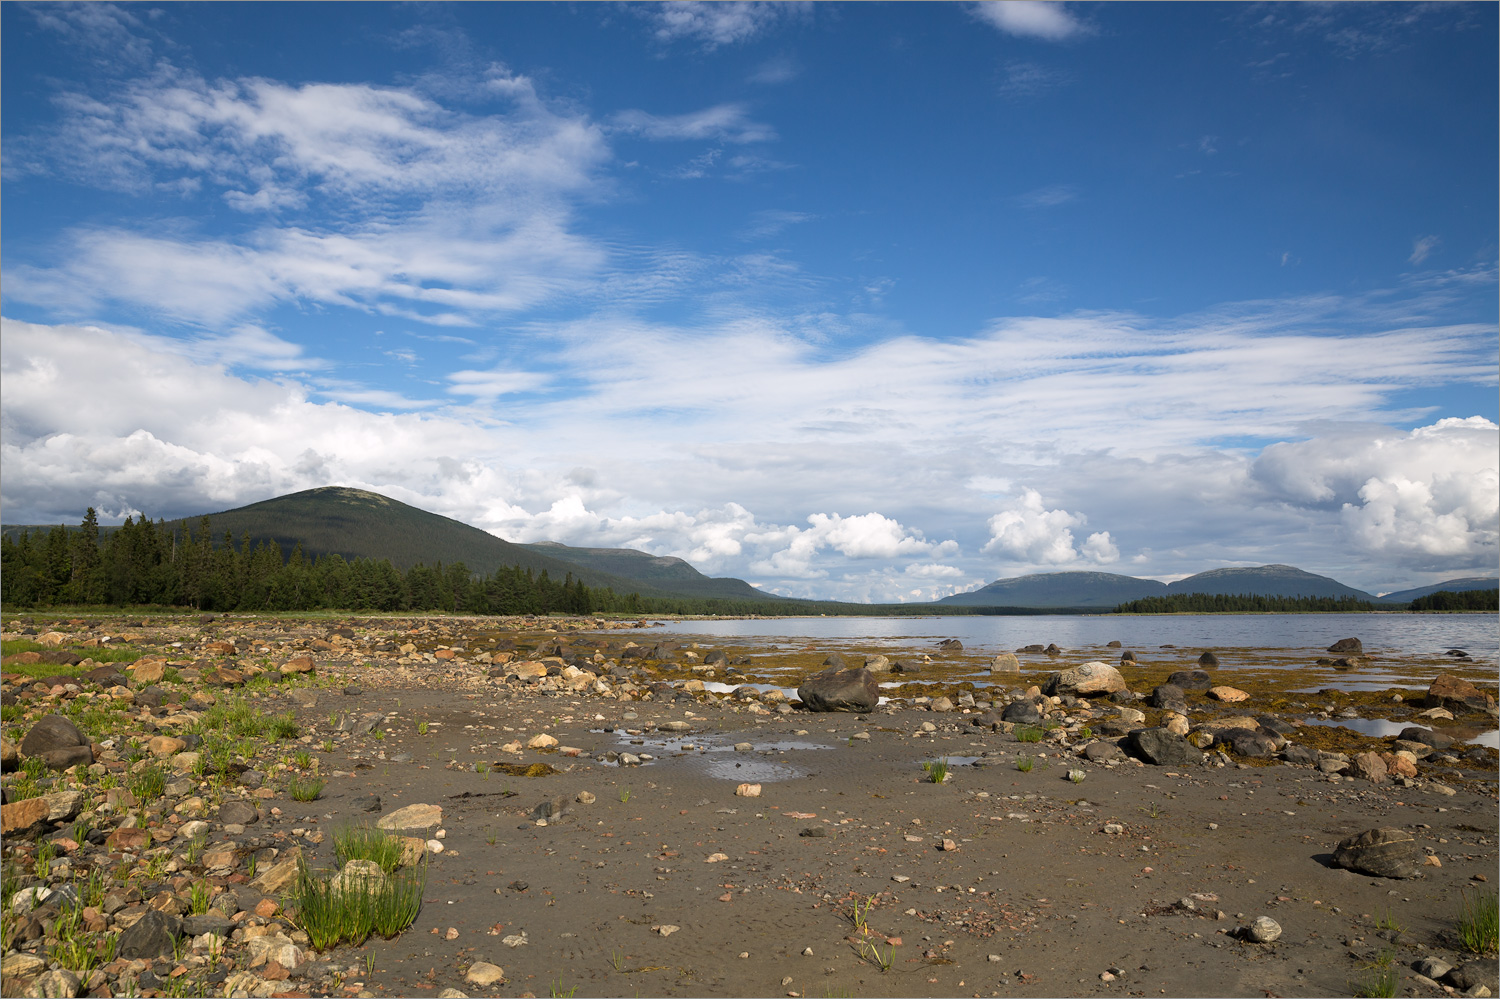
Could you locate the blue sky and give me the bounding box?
[2,1,1496,600]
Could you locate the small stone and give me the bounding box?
[576,791,596,804]
[465,962,505,986]
[446,927,460,941]
[653,925,679,937]
[1207,686,1249,703]
[527,733,558,749]
[735,783,761,797]
[802,947,814,956]
[377,803,443,833]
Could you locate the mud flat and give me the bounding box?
[2,613,1496,999]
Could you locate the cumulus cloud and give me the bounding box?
[971,2,1088,41]
[982,489,1118,565]
[1253,417,1499,569]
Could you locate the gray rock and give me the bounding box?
[1414,957,1454,980]
[1445,959,1499,992]
[1044,661,1128,698]
[1218,729,1277,758]
[797,668,879,713]
[1197,651,1219,667]
[1148,684,1187,710]
[1245,916,1282,943]
[990,653,1021,673]
[117,909,180,960]
[352,793,382,812]
[1327,637,1364,655]
[20,715,88,757]
[181,912,234,937]
[1082,741,1125,762]
[1000,701,1042,725]
[1280,744,1320,766]
[36,746,93,771]
[25,969,81,998]
[1125,727,1204,766]
[1332,827,1423,879]
[219,801,260,826]
[1397,726,1454,749]
[1166,670,1212,690]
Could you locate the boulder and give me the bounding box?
[1197,651,1219,667]
[1,798,51,839]
[1217,729,1277,757]
[936,639,963,652]
[1148,684,1187,711]
[26,969,81,998]
[990,653,1021,673]
[377,803,444,833]
[1443,959,1500,992]
[1125,727,1204,766]
[131,660,166,685]
[821,653,852,669]
[1396,726,1454,750]
[1351,751,1387,783]
[1166,670,1212,691]
[1425,675,1496,714]
[19,715,88,758]
[1333,827,1423,879]
[1082,741,1125,762]
[1000,701,1042,725]
[1015,645,1045,654]
[1208,686,1249,703]
[1119,651,1137,663]
[1326,637,1364,655]
[796,667,880,713]
[1044,661,1127,698]
[0,737,15,772]
[117,909,180,960]
[218,800,260,826]
[862,655,892,673]
[1280,744,1320,765]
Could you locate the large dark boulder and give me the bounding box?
[1217,729,1277,757]
[1148,684,1187,711]
[1166,670,1212,690]
[1444,960,1499,992]
[20,715,88,758]
[1326,637,1363,655]
[822,652,853,670]
[1000,701,1042,725]
[1332,827,1423,879]
[1280,744,1320,766]
[1124,727,1204,766]
[1197,651,1219,667]
[1397,726,1454,749]
[797,668,880,713]
[117,909,181,960]
[37,746,94,770]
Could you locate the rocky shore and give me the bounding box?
[2,614,1496,998]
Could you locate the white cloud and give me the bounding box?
[998,61,1068,98]
[647,2,794,49]
[6,65,612,329]
[982,488,1115,564]
[1409,235,1440,265]
[971,2,1087,41]
[1012,184,1077,209]
[611,104,776,144]
[1253,417,1499,569]
[741,209,816,239]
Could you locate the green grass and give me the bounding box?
[1015,756,1034,773]
[619,788,631,803]
[289,776,325,802]
[334,825,407,873]
[130,764,167,804]
[549,981,578,998]
[1458,889,1498,955]
[293,750,313,769]
[286,856,426,950]
[858,938,895,972]
[189,880,212,915]
[922,758,950,783]
[269,713,300,740]
[1014,726,1043,743]
[1374,908,1403,933]
[1349,948,1398,998]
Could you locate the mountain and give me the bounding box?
[937,571,1168,608]
[1378,576,1499,603]
[84,487,769,602]
[518,541,767,601]
[1164,564,1377,600]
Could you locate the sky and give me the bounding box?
[1,1,1496,602]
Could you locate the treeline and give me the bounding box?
[1409,589,1499,611]
[0,508,990,617]
[1115,593,1380,613]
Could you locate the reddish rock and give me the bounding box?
[1425,675,1496,714]
[1,797,51,838]
[280,656,315,675]
[1351,751,1387,783]
[105,827,153,852]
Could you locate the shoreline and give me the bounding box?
[2,614,1496,998]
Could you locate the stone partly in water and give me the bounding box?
[1425,675,1497,714]
[1166,670,1212,691]
[1333,827,1424,879]
[1197,651,1219,667]
[1326,637,1364,655]
[1124,727,1204,766]
[1043,661,1128,698]
[797,667,880,713]
[990,653,1021,673]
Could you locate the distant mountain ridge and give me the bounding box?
[2,488,772,603]
[1379,576,1499,603]
[938,563,1454,609]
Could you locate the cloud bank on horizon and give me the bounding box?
[2,2,1496,601]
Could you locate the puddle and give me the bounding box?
[599,730,834,782]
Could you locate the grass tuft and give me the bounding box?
[922,758,950,783]
[334,824,407,873]
[1014,726,1043,743]
[1458,889,1499,956]
[289,776,325,802]
[286,855,425,950]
